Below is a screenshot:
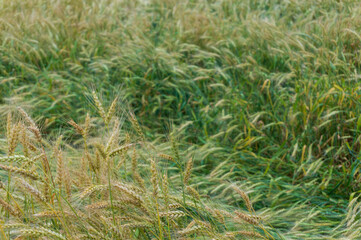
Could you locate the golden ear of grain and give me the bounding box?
[131,147,137,174]
[94,144,107,160]
[234,211,260,225]
[168,203,182,209]
[134,172,145,190]
[129,112,144,142]
[162,174,169,208]
[92,91,106,122]
[0,197,20,217]
[8,122,20,156]
[17,107,36,127]
[17,108,42,143]
[85,201,111,210]
[105,97,118,125]
[19,124,29,157]
[186,186,200,200]
[68,119,84,135]
[158,153,176,162]
[16,177,46,203]
[232,186,253,212]
[0,155,30,164]
[28,126,42,143]
[0,163,40,180]
[55,149,64,188]
[105,119,120,153]
[18,227,66,240]
[79,185,107,199]
[33,211,72,218]
[183,157,193,185]
[159,210,185,219]
[170,134,180,162]
[108,143,133,158]
[112,182,143,202]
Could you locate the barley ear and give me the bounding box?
[170,133,180,162]
[20,124,30,157]
[92,91,106,122]
[129,112,144,142]
[0,197,20,217]
[183,157,193,185]
[105,97,118,125]
[186,186,200,200]
[162,174,169,209]
[17,107,36,127]
[68,119,84,136]
[232,186,253,213]
[8,122,20,156]
[56,149,64,189]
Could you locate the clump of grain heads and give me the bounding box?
[0,100,267,239]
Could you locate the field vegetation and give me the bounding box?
[1,0,361,239]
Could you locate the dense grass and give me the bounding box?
[1,0,361,239]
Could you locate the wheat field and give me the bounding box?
[1,0,361,239]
